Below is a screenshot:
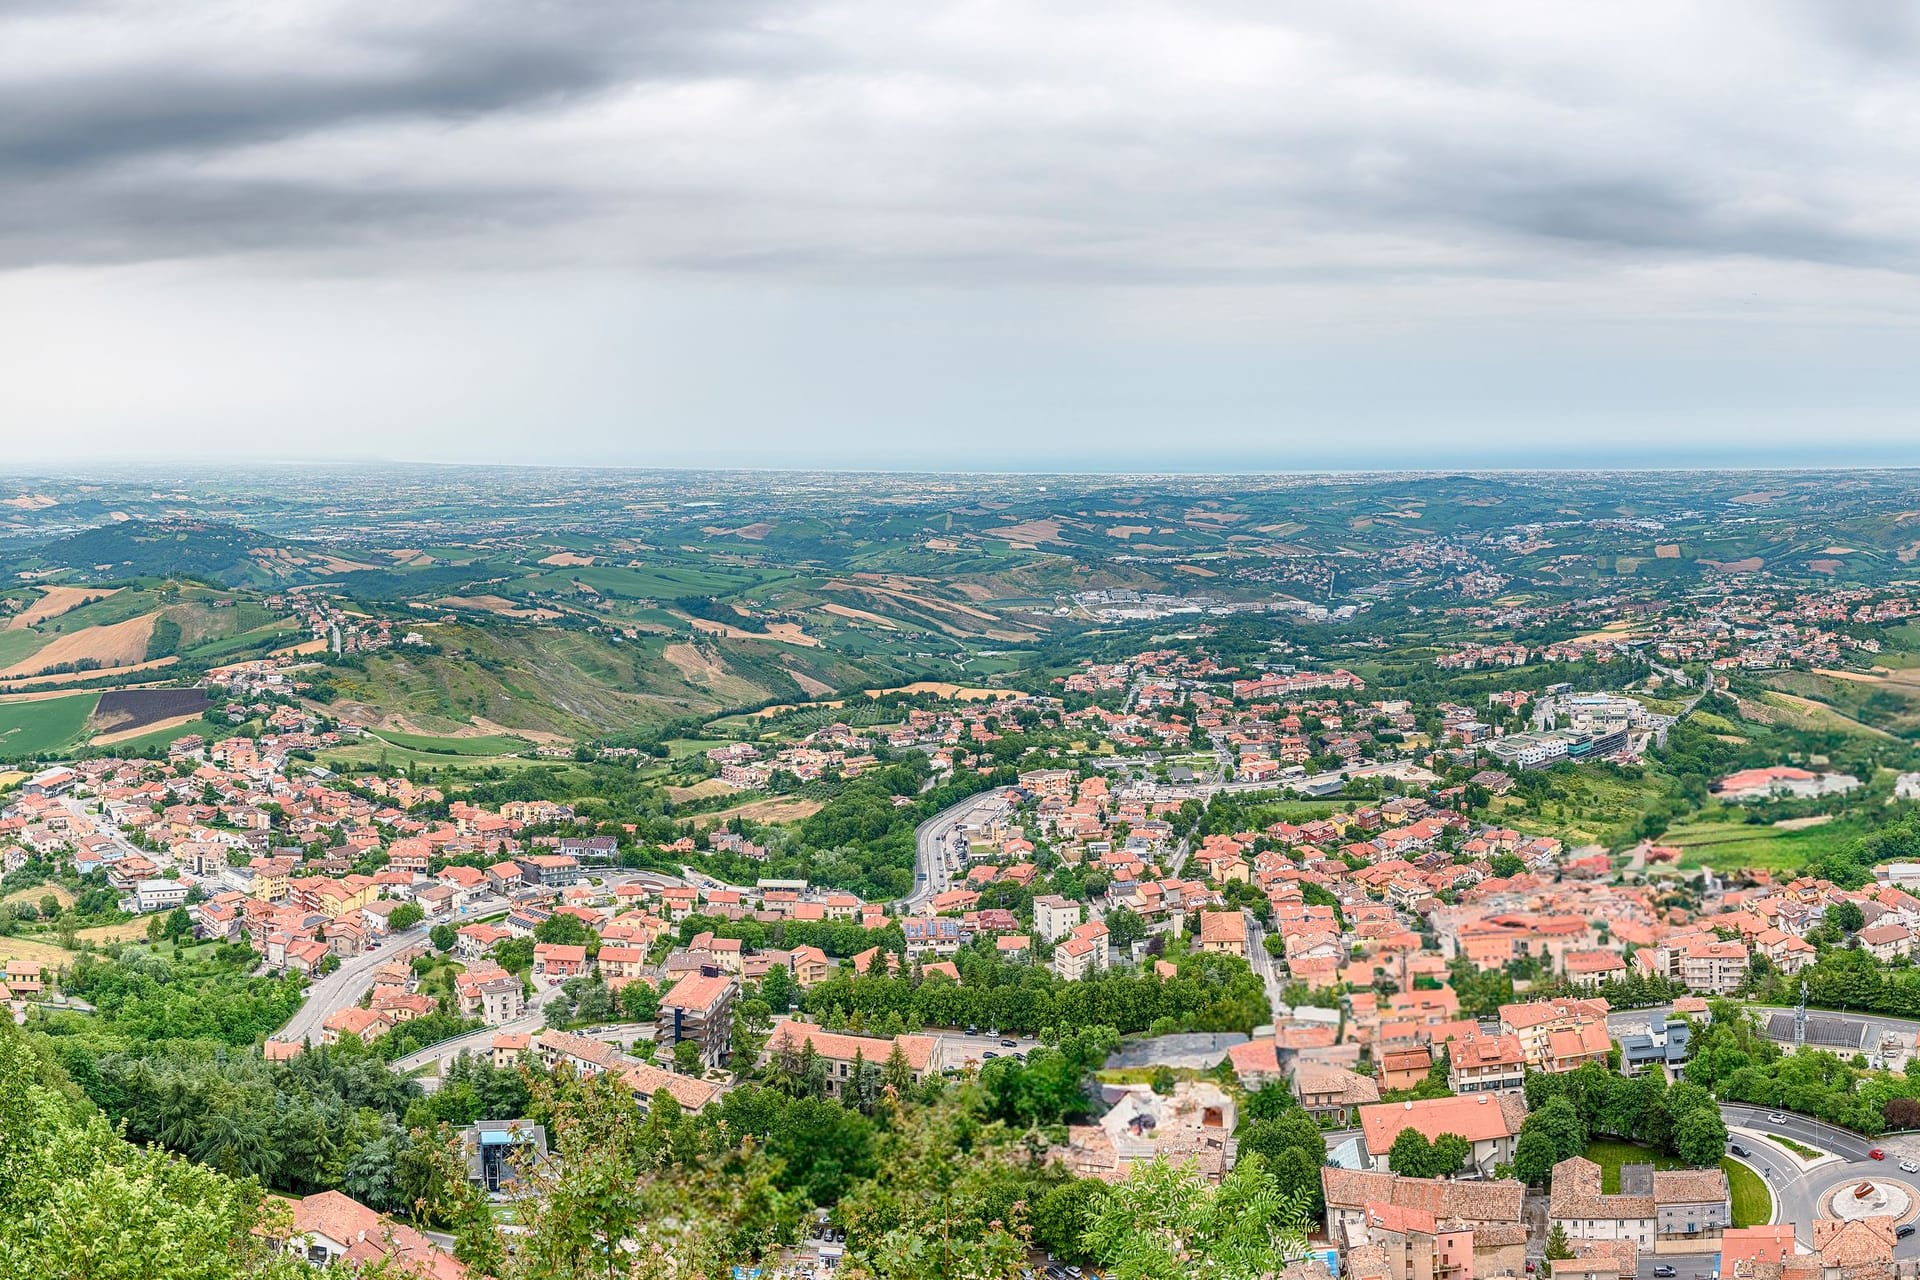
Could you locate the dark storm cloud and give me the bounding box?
[3,0,1920,283]
[0,1,769,174]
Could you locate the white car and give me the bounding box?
[1766,1112,1787,1123]
[1902,1160,1919,1174]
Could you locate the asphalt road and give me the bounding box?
[896,791,1008,914]
[1325,1100,1920,1260]
[272,919,435,1044]
[1244,912,1290,1013]
[269,891,529,1044]
[390,978,575,1076]
[1720,1103,1920,1256]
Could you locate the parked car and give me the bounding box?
[1871,1149,1886,1160]
[1767,1112,1787,1123]
[1000,1038,1018,1048]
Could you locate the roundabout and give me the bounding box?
[1718,1100,1920,1260]
[1819,1178,1919,1225]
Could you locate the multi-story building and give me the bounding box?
[762,1019,944,1098]
[1446,1033,1526,1095]
[514,853,581,888]
[1321,1169,1528,1280]
[1290,1062,1381,1122]
[1358,1095,1527,1176]
[1497,998,1610,1071]
[1032,894,1081,943]
[1677,941,1749,994]
[657,968,738,1072]
[1197,909,1248,958]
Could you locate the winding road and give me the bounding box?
[896,789,1009,914]
[1721,1103,1920,1257]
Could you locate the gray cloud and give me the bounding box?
[9,1,1920,472]
[3,0,1919,283]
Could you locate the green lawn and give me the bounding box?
[1581,1139,1689,1193]
[1771,1135,1822,1160]
[1723,1156,1772,1228]
[0,630,49,670]
[0,693,101,759]
[1583,1141,1770,1228]
[1661,819,1862,872]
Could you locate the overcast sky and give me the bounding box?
[7,1,1920,471]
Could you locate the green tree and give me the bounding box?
[1512,1128,1558,1187]
[388,902,425,931]
[429,923,457,953]
[1672,1104,1729,1167]
[673,1040,703,1074]
[1080,1153,1311,1280]
[163,906,194,941]
[1545,1222,1574,1275]
[1107,907,1148,953]
[534,912,596,950]
[1032,1178,1104,1265]
[619,981,660,1023]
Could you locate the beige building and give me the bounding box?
[1290,1061,1381,1122]
[1447,1032,1526,1095]
[1322,1169,1528,1280]
[1032,894,1081,943]
[1197,909,1248,958]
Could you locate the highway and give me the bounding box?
[896,790,1010,914]
[271,918,438,1045]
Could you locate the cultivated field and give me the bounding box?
[8,586,120,630]
[0,692,100,757]
[91,687,210,735]
[694,796,824,827]
[0,611,159,678]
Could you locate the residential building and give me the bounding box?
[762,1019,944,1098]
[1498,998,1610,1071]
[1446,1033,1526,1095]
[657,968,738,1072]
[1618,1016,1691,1079]
[1291,1062,1381,1122]
[1032,894,1081,943]
[1653,1168,1731,1242]
[514,853,581,887]
[1549,1156,1654,1249]
[281,1190,464,1278]
[1358,1095,1528,1175]
[1197,909,1248,958]
[1320,1168,1528,1280]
